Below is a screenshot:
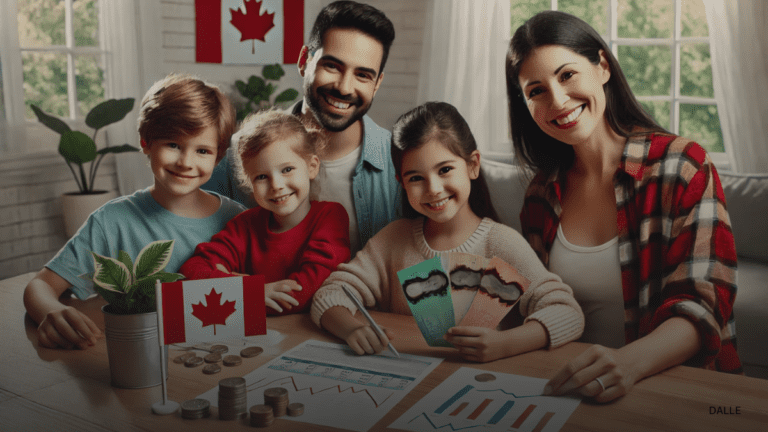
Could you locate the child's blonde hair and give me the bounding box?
[232,109,325,193]
[137,73,235,162]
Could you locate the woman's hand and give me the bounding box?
[37,306,102,350]
[264,279,301,313]
[544,344,639,403]
[444,326,509,363]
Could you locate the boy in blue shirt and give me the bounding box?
[23,74,245,350]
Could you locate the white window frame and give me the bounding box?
[1,0,106,155]
[545,0,728,168]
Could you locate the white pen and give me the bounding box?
[341,284,400,358]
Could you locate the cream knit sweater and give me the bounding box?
[310,217,584,348]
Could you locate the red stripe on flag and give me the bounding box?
[283,0,304,64]
[196,0,223,63]
[243,275,267,336]
[162,281,186,344]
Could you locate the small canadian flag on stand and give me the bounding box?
[152,275,265,414]
[157,275,266,345]
[196,0,304,64]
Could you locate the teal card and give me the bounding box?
[397,256,455,347]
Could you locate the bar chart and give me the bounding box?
[390,367,580,432]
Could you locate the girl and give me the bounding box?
[180,110,350,315]
[311,102,584,362]
[506,11,741,402]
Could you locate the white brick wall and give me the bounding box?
[0,154,118,279]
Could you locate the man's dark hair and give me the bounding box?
[307,1,395,75]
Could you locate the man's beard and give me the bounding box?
[304,82,372,132]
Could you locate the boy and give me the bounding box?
[23,74,246,350]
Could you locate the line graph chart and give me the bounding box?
[196,340,442,432]
[390,367,580,432]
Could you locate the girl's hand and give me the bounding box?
[265,279,301,313]
[343,324,395,356]
[444,326,509,363]
[544,344,639,403]
[37,306,102,350]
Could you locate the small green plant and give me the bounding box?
[85,240,185,315]
[31,98,140,194]
[234,64,300,121]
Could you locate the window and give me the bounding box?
[511,0,725,160]
[1,0,105,154]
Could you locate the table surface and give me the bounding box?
[2,272,767,432]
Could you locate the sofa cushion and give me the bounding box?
[481,159,530,233]
[719,171,768,263]
[732,258,768,378]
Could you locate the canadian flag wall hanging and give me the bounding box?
[196,0,304,64]
[158,275,266,345]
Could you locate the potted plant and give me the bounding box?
[234,64,299,121]
[31,98,140,237]
[84,240,184,389]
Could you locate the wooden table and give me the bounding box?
[2,272,767,431]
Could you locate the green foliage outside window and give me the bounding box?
[510,0,724,153]
[18,0,104,120]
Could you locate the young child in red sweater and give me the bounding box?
[180,110,350,314]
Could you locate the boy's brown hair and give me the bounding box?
[137,73,235,162]
[232,109,325,193]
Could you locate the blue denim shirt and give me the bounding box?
[202,103,401,252]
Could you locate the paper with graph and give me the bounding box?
[196,340,442,431]
[390,367,580,432]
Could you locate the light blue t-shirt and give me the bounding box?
[46,187,246,300]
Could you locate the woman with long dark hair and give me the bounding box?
[507,11,741,402]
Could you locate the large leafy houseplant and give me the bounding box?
[234,64,299,121]
[85,240,184,315]
[31,98,140,194]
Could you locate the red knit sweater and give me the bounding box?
[180,201,350,315]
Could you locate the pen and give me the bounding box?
[341,284,400,358]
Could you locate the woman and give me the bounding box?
[506,11,741,403]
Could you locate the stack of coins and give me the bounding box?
[181,399,211,420]
[287,402,304,417]
[263,387,289,417]
[218,377,248,420]
[249,404,274,428]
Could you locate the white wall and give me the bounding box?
[0,0,427,279]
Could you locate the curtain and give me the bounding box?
[704,0,768,174]
[0,0,27,154]
[416,0,511,154]
[99,0,156,195]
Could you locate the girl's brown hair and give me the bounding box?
[137,73,235,162]
[232,109,325,193]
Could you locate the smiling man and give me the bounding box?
[204,1,400,257]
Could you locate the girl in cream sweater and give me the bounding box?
[311,102,584,362]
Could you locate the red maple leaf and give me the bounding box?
[230,0,275,54]
[191,288,236,335]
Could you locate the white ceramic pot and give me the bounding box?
[61,190,118,238]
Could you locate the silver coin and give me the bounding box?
[181,398,210,411]
[184,356,204,367]
[287,402,304,416]
[204,352,222,363]
[210,344,229,354]
[223,355,243,366]
[202,363,221,375]
[240,346,264,358]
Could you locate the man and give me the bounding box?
[204,1,400,257]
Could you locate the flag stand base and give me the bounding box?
[152,400,179,415]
